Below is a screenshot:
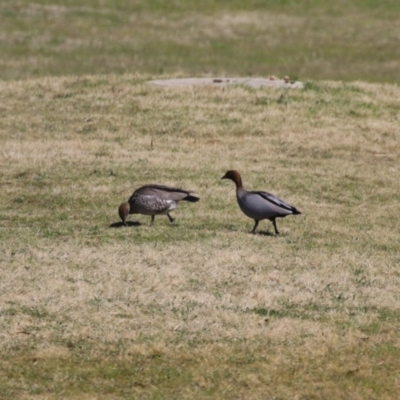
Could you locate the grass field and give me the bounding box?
[1,0,400,398]
[1,75,399,398]
[1,0,400,82]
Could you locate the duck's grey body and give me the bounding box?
[119,184,199,225]
[237,188,297,221]
[222,170,301,234]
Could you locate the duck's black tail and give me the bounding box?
[185,195,200,202]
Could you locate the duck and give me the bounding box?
[118,184,200,225]
[221,170,301,234]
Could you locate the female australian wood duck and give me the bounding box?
[119,184,199,225]
[221,170,301,234]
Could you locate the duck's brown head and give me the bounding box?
[221,170,243,188]
[118,202,130,224]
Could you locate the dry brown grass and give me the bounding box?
[0,74,400,398]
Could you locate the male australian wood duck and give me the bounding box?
[221,170,301,234]
[118,184,199,225]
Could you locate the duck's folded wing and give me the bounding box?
[140,184,190,193]
[255,191,300,214]
[137,184,197,201]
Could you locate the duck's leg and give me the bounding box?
[272,218,280,235]
[167,213,175,224]
[251,220,259,234]
[150,215,155,226]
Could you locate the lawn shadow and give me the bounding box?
[253,230,277,237]
[109,221,141,228]
[223,225,278,236]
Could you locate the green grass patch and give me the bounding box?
[1,0,400,82]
